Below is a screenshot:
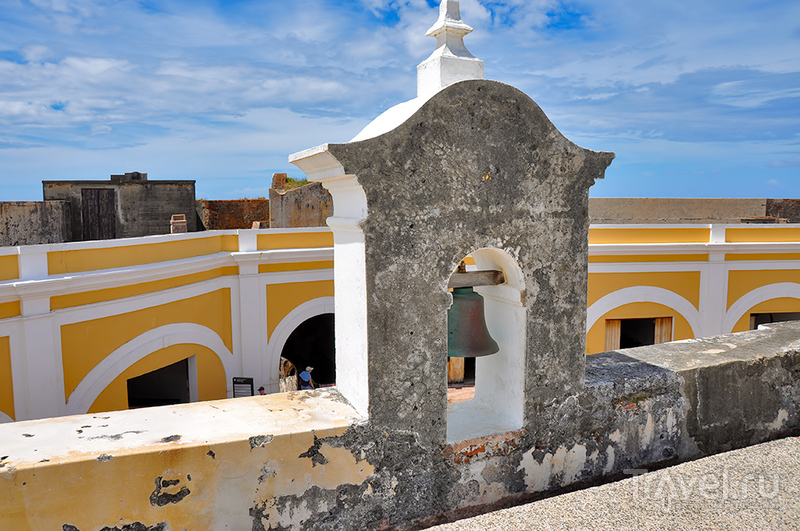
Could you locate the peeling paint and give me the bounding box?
[768,409,789,431]
[249,435,274,450]
[639,414,656,449]
[89,431,144,441]
[603,446,615,473]
[445,432,522,465]
[149,476,191,507]
[298,435,330,467]
[62,522,168,531]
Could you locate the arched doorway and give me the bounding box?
[280,314,335,386]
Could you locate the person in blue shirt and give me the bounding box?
[298,366,316,390]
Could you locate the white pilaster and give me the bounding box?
[233,252,268,391]
[699,224,728,337]
[14,245,64,420]
[18,246,49,281]
[18,312,63,420]
[290,149,370,417]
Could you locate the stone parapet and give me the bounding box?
[2,324,797,529]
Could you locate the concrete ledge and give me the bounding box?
[0,390,367,530]
[1,325,798,529]
[618,321,800,455]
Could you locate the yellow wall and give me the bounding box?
[726,253,800,262]
[726,227,800,243]
[589,254,707,263]
[0,417,369,530]
[0,336,13,420]
[60,289,233,401]
[589,228,710,244]
[0,255,19,281]
[51,267,239,310]
[727,270,800,310]
[730,297,800,333]
[48,235,238,275]
[88,344,227,414]
[257,232,333,250]
[266,281,334,341]
[588,272,701,308]
[258,261,333,274]
[586,302,695,354]
[0,301,21,320]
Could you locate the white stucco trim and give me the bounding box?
[66,323,234,416]
[264,297,335,392]
[0,411,12,424]
[51,277,238,327]
[290,147,370,416]
[723,282,800,333]
[586,286,701,337]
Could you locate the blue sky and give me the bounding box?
[0,0,798,200]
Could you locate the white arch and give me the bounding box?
[66,323,234,416]
[723,282,800,333]
[586,286,701,336]
[0,411,13,424]
[266,297,335,383]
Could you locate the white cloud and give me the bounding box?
[0,0,798,200]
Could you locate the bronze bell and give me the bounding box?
[447,287,500,358]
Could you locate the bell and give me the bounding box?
[447,287,500,357]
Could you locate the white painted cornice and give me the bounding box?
[232,247,333,265]
[0,247,333,303]
[590,242,800,256]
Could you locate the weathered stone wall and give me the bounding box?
[1,323,798,530]
[0,201,71,246]
[197,199,270,230]
[320,79,614,445]
[589,197,767,224]
[269,182,332,228]
[43,179,197,240]
[767,198,800,223]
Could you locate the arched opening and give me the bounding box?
[446,249,526,443]
[280,313,335,386]
[127,358,191,409]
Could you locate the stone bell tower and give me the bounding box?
[291,0,614,448]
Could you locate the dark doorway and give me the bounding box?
[750,312,800,329]
[620,318,656,349]
[81,188,116,240]
[127,358,190,409]
[280,314,335,385]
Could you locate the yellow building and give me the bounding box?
[0,228,334,422]
[2,220,800,422]
[587,223,800,353]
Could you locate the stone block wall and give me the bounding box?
[0,201,71,246]
[196,199,270,230]
[269,182,332,229]
[766,198,800,223]
[589,198,768,224]
[43,178,197,240]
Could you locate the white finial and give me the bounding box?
[417,0,483,98]
[349,0,486,142]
